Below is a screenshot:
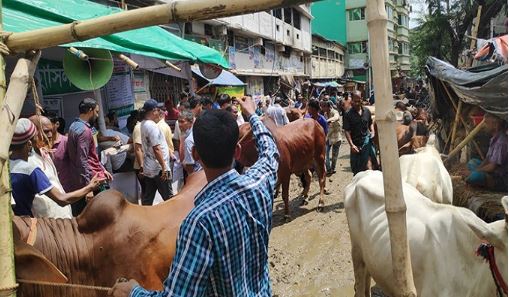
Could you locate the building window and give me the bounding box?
[386,5,393,19]
[348,8,365,21]
[312,46,319,56]
[347,41,367,54]
[339,54,344,61]
[398,42,403,54]
[273,9,282,20]
[319,48,327,57]
[327,50,335,60]
[204,24,213,36]
[284,7,292,24]
[292,8,301,29]
[184,22,192,34]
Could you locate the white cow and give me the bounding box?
[345,170,507,297]
[399,134,453,204]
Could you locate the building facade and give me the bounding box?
[182,6,313,100]
[310,35,346,80]
[345,0,411,83]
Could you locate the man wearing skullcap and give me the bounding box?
[9,118,102,217]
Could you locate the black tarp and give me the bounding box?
[426,57,508,120]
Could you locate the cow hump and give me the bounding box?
[76,189,128,233]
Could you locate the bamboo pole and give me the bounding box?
[0,51,41,297]
[0,1,15,294]
[449,100,463,152]
[440,81,484,159]
[366,2,416,297]
[446,119,486,162]
[5,0,316,54]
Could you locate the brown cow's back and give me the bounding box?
[14,171,207,297]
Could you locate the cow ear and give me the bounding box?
[15,238,68,283]
[459,207,506,247]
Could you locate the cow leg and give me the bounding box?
[274,181,281,200]
[352,243,371,297]
[281,176,291,220]
[300,170,311,205]
[316,160,326,211]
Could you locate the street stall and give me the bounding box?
[192,64,245,100]
[426,56,507,221]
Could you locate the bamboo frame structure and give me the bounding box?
[0,51,41,297]
[446,119,486,163]
[441,81,484,159]
[366,1,416,296]
[5,0,315,54]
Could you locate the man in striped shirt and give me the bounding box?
[110,96,279,297]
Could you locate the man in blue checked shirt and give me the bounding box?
[109,96,280,297]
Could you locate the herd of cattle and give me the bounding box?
[11,115,507,297]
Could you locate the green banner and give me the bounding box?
[37,59,81,95]
[216,86,245,98]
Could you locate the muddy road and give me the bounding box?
[269,145,356,297]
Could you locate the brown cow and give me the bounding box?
[373,121,429,156]
[237,118,326,218]
[13,171,207,297]
[285,107,305,122]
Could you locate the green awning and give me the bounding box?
[3,0,229,68]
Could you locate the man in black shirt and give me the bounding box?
[343,91,378,175]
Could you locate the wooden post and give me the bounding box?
[449,100,463,152]
[0,1,15,295]
[441,81,484,159]
[5,0,317,54]
[446,119,486,162]
[0,51,41,297]
[366,1,416,297]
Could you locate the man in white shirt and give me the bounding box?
[178,110,203,175]
[265,97,289,127]
[140,99,173,205]
[28,116,72,218]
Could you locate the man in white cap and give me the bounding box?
[9,118,102,217]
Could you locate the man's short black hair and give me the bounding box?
[79,98,98,114]
[201,98,213,106]
[179,101,191,110]
[217,94,231,106]
[180,92,188,100]
[308,99,320,111]
[189,97,201,109]
[193,110,239,169]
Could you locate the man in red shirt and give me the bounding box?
[67,98,112,216]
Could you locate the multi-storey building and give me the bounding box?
[345,0,411,84]
[310,0,347,80]
[310,35,346,80]
[182,6,313,100]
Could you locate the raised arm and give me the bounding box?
[237,97,279,182]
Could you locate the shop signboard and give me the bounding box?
[216,86,245,99]
[36,59,81,95]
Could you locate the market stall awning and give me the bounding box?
[3,0,229,68]
[426,57,508,120]
[192,66,245,86]
[313,81,341,88]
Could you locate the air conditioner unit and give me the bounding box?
[253,37,263,47]
[213,25,228,36]
[276,44,285,52]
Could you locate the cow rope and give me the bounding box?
[0,283,18,297]
[17,279,111,292]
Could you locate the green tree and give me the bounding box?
[410,0,506,76]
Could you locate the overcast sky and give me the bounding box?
[408,0,426,28]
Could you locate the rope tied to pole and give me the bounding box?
[0,31,12,56]
[0,284,18,297]
[17,279,111,292]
